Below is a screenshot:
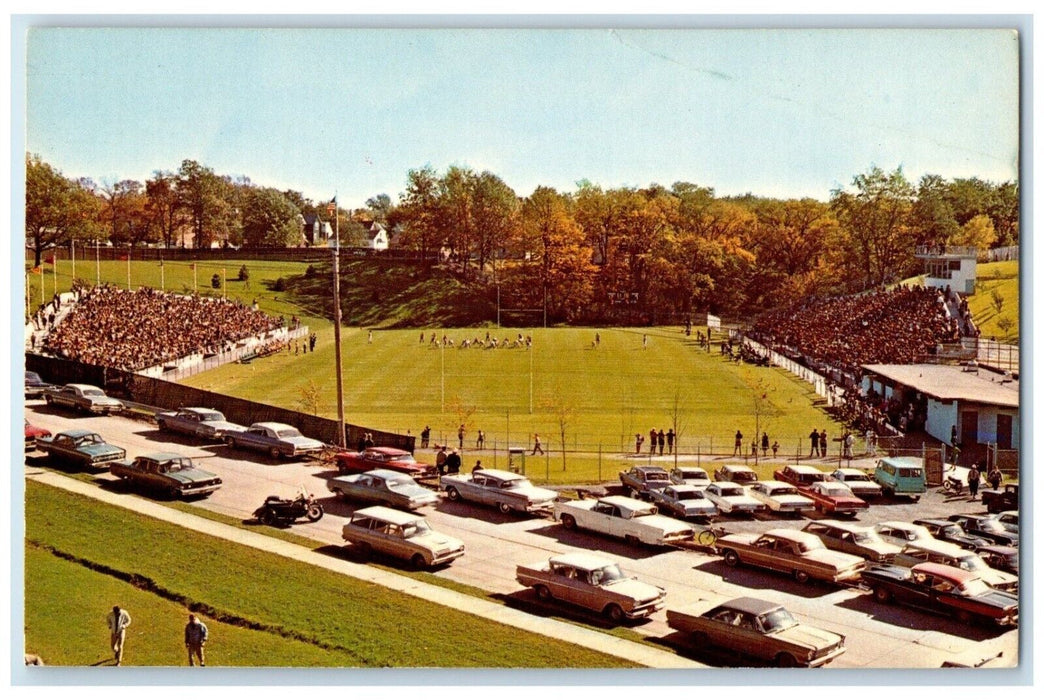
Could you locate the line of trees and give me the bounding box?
[26,153,1017,323]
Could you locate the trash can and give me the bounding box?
[508,448,526,474]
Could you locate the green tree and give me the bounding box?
[102,179,154,246]
[471,171,520,278]
[910,174,959,246]
[241,187,303,247]
[176,159,235,248]
[25,154,103,267]
[831,165,916,287]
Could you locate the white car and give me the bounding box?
[874,521,936,547]
[829,468,883,499]
[704,481,767,516]
[553,495,694,547]
[714,464,758,484]
[669,466,712,490]
[746,480,815,515]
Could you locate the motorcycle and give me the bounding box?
[254,489,324,526]
[942,475,964,495]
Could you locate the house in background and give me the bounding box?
[301,213,333,247]
[357,220,389,251]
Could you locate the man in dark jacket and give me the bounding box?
[184,613,209,667]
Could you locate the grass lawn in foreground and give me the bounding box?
[24,481,633,667]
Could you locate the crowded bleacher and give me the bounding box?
[748,285,959,379]
[43,285,282,371]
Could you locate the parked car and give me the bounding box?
[714,464,758,484]
[225,422,325,460]
[516,552,666,622]
[829,468,883,499]
[35,428,126,470]
[992,510,1018,532]
[745,480,815,515]
[327,469,439,511]
[649,484,717,520]
[947,514,1018,547]
[802,481,868,515]
[716,528,866,584]
[911,518,991,551]
[704,482,767,516]
[334,446,437,479]
[43,383,124,414]
[874,521,935,548]
[441,468,556,514]
[890,540,1018,592]
[774,464,827,489]
[800,520,900,563]
[981,483,1018,514]
[977,545,1018,575]
[619,466,672,499]
[156,407,246,440]
[109,452,222,499]
[24,419,51,448]
[669,466,711,490]
[553,495,694,547]
[25,371,54,398]
[861,562,1018,627]
[872,456,926,500]
[666,597,847,667]
[341,505,464,569]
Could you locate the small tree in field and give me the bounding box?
[297,379,323,415]
[541,388,577,471]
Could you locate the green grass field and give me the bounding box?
[24,480,633,667]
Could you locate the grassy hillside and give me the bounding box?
[967,260,1020,343]
[24,480,632,668]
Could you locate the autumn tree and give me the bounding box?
[471,171,520,278]
[397,165,441,259]
[101,179,153,246]
[146,171,187,247]
[954,214,997,251]
[519,186,596,323]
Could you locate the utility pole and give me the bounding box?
[331,196,347,448]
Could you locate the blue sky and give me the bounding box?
[25,26,1020,208]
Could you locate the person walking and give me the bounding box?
[761,432,769,457]
[771,440,779,458]
[458,424,465,450]
[733,430,743,456]
[531,433,544,455]
[987,466,1003,491]
[967,464,981,499]
[657,429,665,456]
[819,429,828,458]
[843,431,854,459]
[184,613,208,667]
[666,428,675,454]
[420,425,430,449]
[809,428,819,458]
[106,605,131,666]
[650,428,658,455]
[865,428,876,456]
[634,433,643,454]
[476,430,485,450]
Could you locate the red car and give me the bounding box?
[774,464,866,514]
[25,420,51,448]
[334,446,437,479]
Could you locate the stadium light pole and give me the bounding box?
[95,240,100,286]
[331,196,347,448]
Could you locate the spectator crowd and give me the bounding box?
[44,285,281,371]
[749,285,959,380]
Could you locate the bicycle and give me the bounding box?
[697,524,728,548]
